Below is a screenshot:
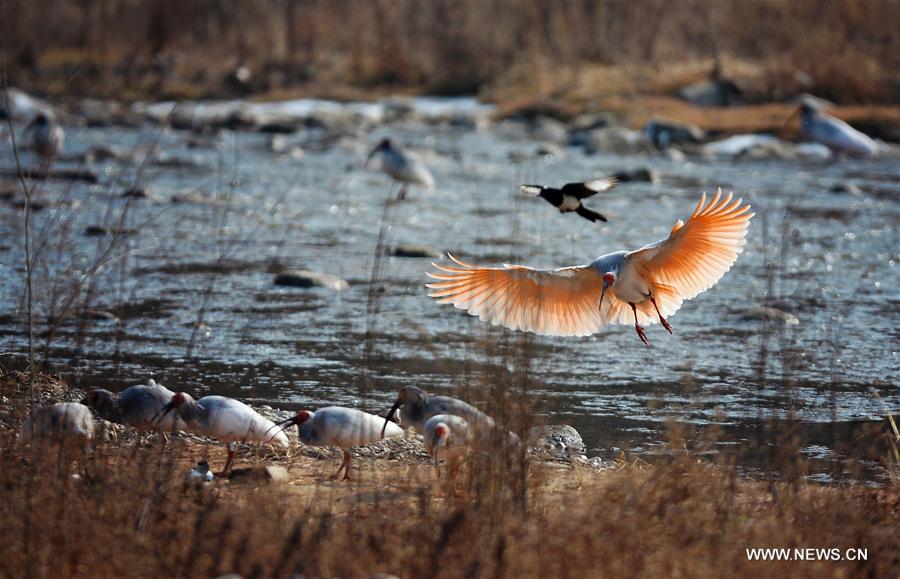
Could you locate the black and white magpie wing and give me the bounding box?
[561,177,618,199]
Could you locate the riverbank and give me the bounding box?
[0,369,897,578]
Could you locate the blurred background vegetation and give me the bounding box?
[1,0,898,106]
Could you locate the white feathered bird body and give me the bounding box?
[298,407,403,449]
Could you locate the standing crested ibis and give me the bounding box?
[427,190,753,345]
[83,379,188,432]
[380,386,494,439]
[19,403,95,442]
[271,407,404,481]
[791,101,879,157]
[154,392,289,471]
[423,414,471,467]
[365,138,435,200]
[521,177,617,223]
[23,113,64,165]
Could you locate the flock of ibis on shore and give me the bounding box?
[18,94,886,479]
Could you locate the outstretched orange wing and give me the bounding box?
[426,256,607,337]
[627,189,754,303]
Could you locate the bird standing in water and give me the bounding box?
[521,177,617,223]
[427,190,753,345]
[23,113,64,166]
[271,407,404,481]
[791,101,879,157]
[365,138,435,200]
[154,392,289,472]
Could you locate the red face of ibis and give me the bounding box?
[602,272,617,289]
[171,392,186,407]
[295,410,312,425]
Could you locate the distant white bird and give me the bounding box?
[365,138,435,200]
[793,102,879,157]
[19,402,95,443]
[521,177,617,223]
[427,190,753,345]
[23,113,64,165]
[154,392,289,471]
[272,407,404,481]
[423,414,470,467]
[381,386,494,439]
[83,379,188,432]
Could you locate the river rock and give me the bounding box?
[274,270,349,291]
[228,465,289,483]
[121,187,154,200]
[677,78,742,107]
[83,310,120,323]
[72,99,143,128]
[529,425,586,459]
[0,167,99,183]
[702,134,792,160]
[643,118,706,149]
[612,167,659,184]
[535,142,565,158]
[84,225,136,237]
[795,143,833,162]
[0,88,55,121]
[740,306,800,325]
[584,127,654,155]
[527,116,569,144]
[391,244,443,259]
[829,182,863,195]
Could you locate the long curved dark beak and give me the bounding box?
[381,400,401,439]
[151,401,175,427]
[264,416,295,443]
[599,281,608,312]
[364,145,380,169]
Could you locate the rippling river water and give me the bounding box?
[1,99,898,481]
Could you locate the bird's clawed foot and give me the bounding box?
[659,317,673,334]
[649,296,673,335]
[333,450,353,482]
[634,324,649,346]
[396,187,407,201]
[629,302,650,345]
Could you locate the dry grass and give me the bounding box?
[0,372,897,578]
[1,0,898,106]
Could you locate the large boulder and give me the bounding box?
[644,118,706,149]
[584,127,654,155]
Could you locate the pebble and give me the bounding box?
[273,270,349,291]
[740,306,800,325]
[391,244,443,259]
[612,167,659,184]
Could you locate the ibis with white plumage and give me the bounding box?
[154,392,289,471]
[792,101,879,157]
[365,138,435,200]
[19,402,95,443]
[427,190,753,345]
[271,407,404,481]
[380,385,494,439]
[23,113,64,165]
[83,379,188,432]
[423,414,471,467]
